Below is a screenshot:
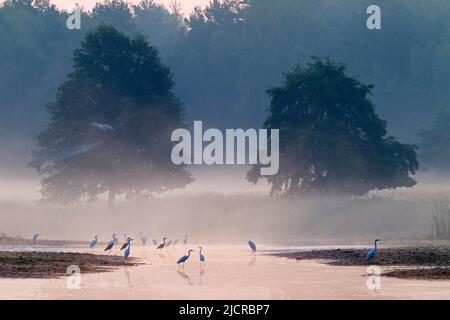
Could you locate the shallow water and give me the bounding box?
[0,243,449,299]
[0,243,368,254]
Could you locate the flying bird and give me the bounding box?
[124,238,133,262]
[177,249,194,268]
[89,235,99,248]
[32,233,39,243]
[156,237,167,250]
[366,239,381,262]
[89,122,115,131]
[199,246,205,264]
[55,142,103,162]
[31,142,103,170]
[104,234,117,253]
[248,240,256,253]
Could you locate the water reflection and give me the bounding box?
[248,255,256,266]
[199,268,205,285]
[157,252,165,259]
[177,270,193,285]
[123,269,131,287]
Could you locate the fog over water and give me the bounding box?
[0,166,446,244]
[2,0,450,247]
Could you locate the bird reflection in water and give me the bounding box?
[157,252,165,259]
[199,269,205,285]
[177,270,193,285]
[248,255,256,267]
[123,269,131,287]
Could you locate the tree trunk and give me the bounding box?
[108,188,116,209]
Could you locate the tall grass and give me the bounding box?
[431,202,450,239]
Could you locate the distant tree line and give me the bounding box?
[3,0,450,139]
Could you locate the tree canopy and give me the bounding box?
[248,58,418,196]
[30,25,193,204]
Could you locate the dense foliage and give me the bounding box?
[30,25,192,204]
[248,58,418,196]
[2,0,450,140]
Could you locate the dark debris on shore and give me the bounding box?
[0,251,139,279]
[271,246,450,280]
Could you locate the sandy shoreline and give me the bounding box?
[0,244,449,299]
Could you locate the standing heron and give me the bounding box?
[120,238,130,250]
[366,239,381,262]
[139,232,148,245]
[89,235,99,248]
[183,235,188,245]
[156,237,167,250]
[32,233,39,243]
[124,238,133,262]
[104,234,117,253]
[198,246,205,265]
[177,249,194,269]
[248,240,256,253]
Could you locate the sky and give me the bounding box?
[50,0,210,15]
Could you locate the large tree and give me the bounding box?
[30,25,193,205]
[248,58,418,196]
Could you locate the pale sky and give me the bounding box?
[50,0,209,15]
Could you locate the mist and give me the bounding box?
[1,0,450,245]
[0,168,444,244]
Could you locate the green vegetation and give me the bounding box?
[30,25,192,204]
[248,58,418,196]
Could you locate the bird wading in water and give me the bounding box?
[198,246,205,266]
[366,239,381,262]
[120,237,131,251]
[104,234,117,253]
[157,237,167,250]
[177,249,194,269]
[139,232,147,245]
[248,240,256,254]
[124,238,133,262]
[89,235,99,248]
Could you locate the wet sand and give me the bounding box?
[0,245,449,299]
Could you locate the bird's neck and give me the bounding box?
[373,241,378,250]
[187,251,191,257]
